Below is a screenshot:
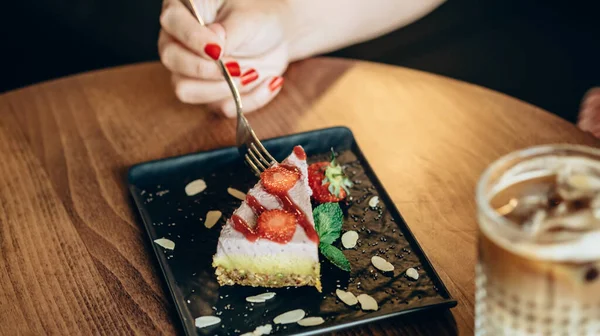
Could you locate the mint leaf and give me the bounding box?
[313,203,343,245]
[313,203,350,272]
[319,243,351,272]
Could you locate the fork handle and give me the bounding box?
[216,61,244,117]
[181,0,244,117]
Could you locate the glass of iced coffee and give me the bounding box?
[475,144,600,335]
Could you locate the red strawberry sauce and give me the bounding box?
[230,161,319,244]
[269,164,319,244]
[293,146,307,160]
[231,215,259,242]
[272,191,319,244]
[246,195,267,215]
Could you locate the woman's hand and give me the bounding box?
[578,88,600,138]
[158,0,445,117]
[158,0,289,117]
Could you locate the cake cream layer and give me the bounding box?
[214,215,319,261]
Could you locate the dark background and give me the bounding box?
[2,1,599,123]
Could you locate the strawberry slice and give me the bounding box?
[260,165,300,194]
[256,209,297,244]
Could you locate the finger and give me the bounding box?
[172,72,262,104]
[159,30,240,79]
[172,73,236,104]
[236,43,289,89]
[578,89,600,126]
[580,88,600,113]
[218,76,285,118]
[171,66,269,104]
[160,0,224,60]
[168,48,287,102]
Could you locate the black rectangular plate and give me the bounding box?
[128,126,457,336]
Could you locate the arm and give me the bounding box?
[283,0,446,61]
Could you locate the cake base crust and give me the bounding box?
[214,265,322,292]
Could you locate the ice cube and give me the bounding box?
[542,209,596,233]
[523,210,547,235]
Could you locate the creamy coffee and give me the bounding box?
[476,147,600,335]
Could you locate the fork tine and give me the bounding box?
[250,143,272,167]
[251,134,276,164]
[245,155,262,176]
[247,149,267,171]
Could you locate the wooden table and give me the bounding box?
[1,58,597,336]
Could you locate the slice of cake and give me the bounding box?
[213,146,321,291]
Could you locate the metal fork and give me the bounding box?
[180,0,278,176]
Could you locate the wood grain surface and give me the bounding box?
[0,58,597,336]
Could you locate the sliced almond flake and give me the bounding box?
[255,292,276,300]
[195,316,220,328]
[154,238,175,250]
[297,317,325,327]
[357,294,378,311]
[156,190,170,197]
[273,309,305,324]
[246,292,276,303]
[204,210,222,229]
[253,324,272,335]
[371,256,394,272]
[246,296,266,303]
[185,179,207,196]
[241,323,273,336]
[406,267,419,280]
[335,289,358,306]
[228,187,246,201]
[341,231,359,249]
[368,196,380,208]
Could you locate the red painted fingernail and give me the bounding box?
[269,76,284,92]
[204,43,221,60]
[225,61,241,77]
[241,69,259,86]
